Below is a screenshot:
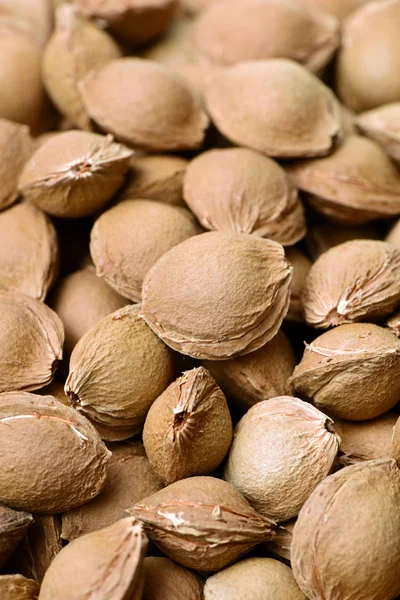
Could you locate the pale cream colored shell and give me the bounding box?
[0,575,39,600]
[287,135,400,224]
[0,0,52,46]
[285,248,312,323]
[292,459,400,600]
[192,0,339,72]
[205,59,342,158]
[299,0,374,21]
[225,396,339,522]
[39,518,148,600]
[335,413,398,465]
[79,58,209,151]
[140,231,292,360]
[65,304,175,436]
[302,240,400,328]
[90,199,201,302]
[357,103,400,162]
[0,119,33,210]
[0,202,59,301]
[183,148,306,245]
[392,417,400,463]
[42,4,122,131]
[386,309,400,336]
[291,323,400,420]
[204,557,306,600]
[140,16,198,68]
[143,557,203,600]
[336,0,400,112]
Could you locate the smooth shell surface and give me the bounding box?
[192,0,339,72]
[0,392,109,513]
[0,202,59,301]
[183,148,306,245]
[206,59,342,158]
[130,476,275,571]
[0,292,64,393]
[19,130,133,218]
[39,518,148,600]
[140,231,292,360]
[90,199,201,302]
[225,396,340,522]
[357,102,400,162]
[291,323,400,420]
[300,0,373,21]
[143,557,203,600]
[79,58,209,151]
[0,119,32,210]
[302,240,400,328]
[292,459,400,600]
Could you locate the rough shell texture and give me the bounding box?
[61,441,163,541]
[39,518,147,600]
[264,519,295,562]
[192,0,339,72]
[119,154,188,206]
[302,240,400,328]
[42,4,121,130]
[0,202,59,301]
[50,267,126,360]
[225,396,339,522]
[143,367,233,484]
[292,459,400,600]
[300,0,373,21]
[0,292,64,393]
[0,119,32,210]
[183,148,306,245]
[305,223,382,260]
[337,0,400,112]
[75,0,178,47]
[386,309,400,336]
[19,130,133,219]
[205,59,342,158]
[65,304,175,435]
[204,557,306,600]
[285,248,311,323]
[143,557,203,600]
[140,231,292,360]
[287,135,400,224]
[90,199,201,302]
[357,102,400,162]
[0,392,109,513]
[203,330,296,410]
[79,58,209,151]
[334,413,397,465]
[391,417,400,463]
[0,505,33,569]
[290,323,400,420]
[129,476,275,571]
[0,575,39,600]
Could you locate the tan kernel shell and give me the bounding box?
[0,202,59,301]
[50,267,126,360]
[386,217,400,250]
[192,0,339,73]
[173,63,214,107]
[39,518,147,600]
[65,304,175,434]
[90,199,201,303]
[264,519,295,562]
[0,119,33,211]
[290,323,400,420]
[285,248,312,323]
[299,0,373,21]
[140,16,198,69]
[75,0,178,47]
[357,102,400,162]
[183,148,306,245]
[0,505,33,569]
[385,309,400,336]
[306,222,382,260]
[336,0,400,113]
[302,240,400,328]
[202,330,296,410]
[0,292,63,393]
[119,154,188,206]
[0,575,39,600]
[143,557,203,600]
[0,0,52,46]
[225,396,339,522]
[18,130,133,219]
[129,476,275,572]
[334,413,398,465]
[143,367,233,485]
[42,4,122,131]
[61,441,163,541]
[79,58,209,151]
[205,59,342,158]
[292,459,400,600]
[140,231,292,360]
[287,135,400,224]
[0,392,109,513]
[204,557,306,600]
[391,416,400,463]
